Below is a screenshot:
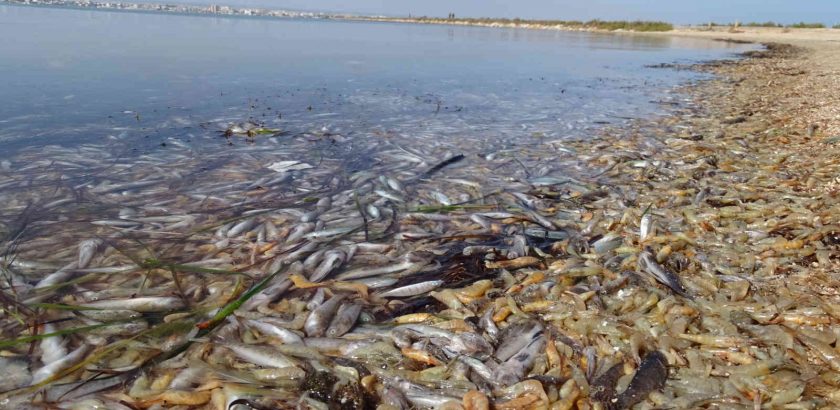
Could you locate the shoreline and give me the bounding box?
[580,30,840,405]
[1,6,840,408]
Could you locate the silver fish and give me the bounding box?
[80,296,185,312]
[325,303,362,338]
[638,247,690,298]
[377,280,443,298]
[304,294,346,337]
[32,345,89,385]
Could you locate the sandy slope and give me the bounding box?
[665,27,840,138]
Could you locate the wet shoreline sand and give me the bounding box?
[2,24,840,410]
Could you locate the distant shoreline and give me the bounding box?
[0,0,670,33]
[5,0,839,37]
[0,0,330,20]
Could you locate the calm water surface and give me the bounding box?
[0,4,753,155]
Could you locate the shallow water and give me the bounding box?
[0,4,752,154]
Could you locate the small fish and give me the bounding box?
[638,247,690,298]
[39,323,68,365]
[592,233,623,255]
[78,239,103,269]
[241,318,304,344]
[326,303,362,337]
[310,250,346,282]
[591,362,625,404]
[377,280,443,298]
[479,308,499,342]
[32,345,89,385]
[495,321,544,362]
[222,342,299,368]
[374,189,404,202]
[303,226,358,241]
[227,218,257,237]
[304,294,346,337]
[336,260,417,280]
[477,212,516,219]
[286,222,315,243]
[612,351,668,409]
[33,262,78,290]
[639,213,653,242]
[433,332,493,360]
[430,191,452,205]
[379,386,412,410]
[315,196,332,213]
[524,227,571,240]
[526,210,556,229]
[80,296,185,313]
[380,176,404,192]
[366,204,381,220]
[303,249,328,274]
[492,334,546,386]
[459,355,495,382]
[422,154,465,178]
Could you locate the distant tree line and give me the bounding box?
[400,16,674,32]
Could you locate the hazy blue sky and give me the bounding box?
[193,0,839,24]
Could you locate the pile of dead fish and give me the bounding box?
[2,48,840,410]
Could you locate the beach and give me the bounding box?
[1,15,840,409]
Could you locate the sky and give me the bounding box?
[184,0,840,25]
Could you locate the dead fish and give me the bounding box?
[304,294,346,337]
[591,362,625,404]
[366,204,381,220]
[325,303,362,337]
[611,350,668,410]
[639,213,654,242]
[310,250,346,282]
[39,323,68,365]
[379,385,412,410]
[486,256,541,270]
[433,332,493,360]
[336,260,418,280]
[377,280,443,298]
[227,218,257,237]
[638,247,690,298]
[221,342,299,368]
[304,226,359,241]
[240,318,304,344]
[32,345,89,385]
[421,154,465,178]
[593,233,623,255]
[80,296,185,312]
[78,239,103,269]
[492,334,546,386]
[495,321,544,362]
[374,189,404,202]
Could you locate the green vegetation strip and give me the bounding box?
[391,17,674,32]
